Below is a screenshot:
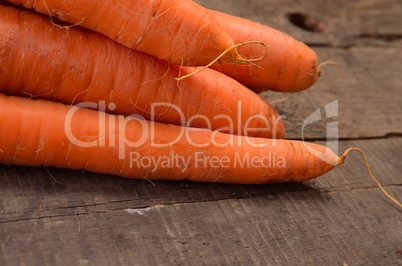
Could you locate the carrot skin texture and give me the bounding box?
[0,94,340,184]
[210,11,319,93]
[0,5,284,139]
[4,0,240,66]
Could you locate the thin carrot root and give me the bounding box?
[175,41,268,81]
[269,97,289,105]
[339,148,401,208]
[317,61,346,78]
[43,167,63,185]
[42,0,85,30]
[75,209,81,232]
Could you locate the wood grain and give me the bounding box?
[200,0,402,48]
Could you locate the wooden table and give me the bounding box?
[1,0,401,264]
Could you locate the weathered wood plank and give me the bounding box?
[1,184,400,265]
[200,0,402,48]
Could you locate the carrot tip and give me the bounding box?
[336,156,343,167]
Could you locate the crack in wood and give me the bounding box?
[304,41,401,49]
[357,33,402,42]
[326,184,402,195]
[1,184,400,224]
[288,133,402,142]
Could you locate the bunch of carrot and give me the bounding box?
[1,0,396,200]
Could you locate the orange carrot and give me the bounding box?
[3,0,245,66]
[0,5,284,139]
[2,94,400,207]
[0,94,339,184]
[210,11,320,93]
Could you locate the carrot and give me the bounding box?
[0,5,284,139]
[209,10,320,93]
[2,95,400,207]
[0,94,339,184]
[3,0,245,66]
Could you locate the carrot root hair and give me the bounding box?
[317,61,346,78]
[75,209,81,232]
[42,0,85,30]
[269,96,289,105]
[339,148,401,208]
[43,167,63,185]
[175,41,268,81]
